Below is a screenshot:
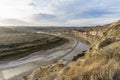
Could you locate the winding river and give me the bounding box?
[0,32,89,80]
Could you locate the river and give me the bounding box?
[0,34,89,80]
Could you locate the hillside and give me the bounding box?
[0,31,68,61]
[19,20,120,80]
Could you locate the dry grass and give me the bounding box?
[56,21,120,80]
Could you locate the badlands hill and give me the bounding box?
[19,20,120,80]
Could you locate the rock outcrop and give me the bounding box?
[19,20,120,80]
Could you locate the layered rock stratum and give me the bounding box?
[19,20,120,80]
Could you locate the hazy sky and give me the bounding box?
[0,0,120,26]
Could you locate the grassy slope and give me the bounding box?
[57,20,120,80]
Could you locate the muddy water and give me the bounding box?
[61,41,89,62]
